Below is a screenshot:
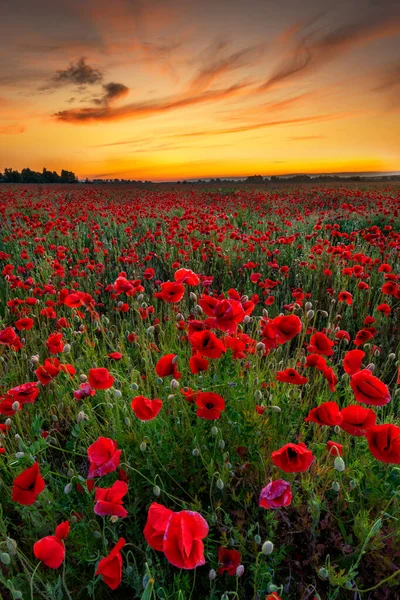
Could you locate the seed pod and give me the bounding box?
[262,541,274,555]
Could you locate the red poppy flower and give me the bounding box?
[213,299,245,333]
[266,314,302,346]
[181,388,199,404]
[14,317,34,331]
[327,441,343,456]
[266,594,282,600]
[189,354,209,374]
[0,327,23,351]
[88,368,114,390]
[87,437,121,478]
[189,330,226,359]
[343,349,365,375]
[131,395,162,421]
[64,292,84,308]
[144,502,174,552]
[94,480,128,518]
[198,294,219,316]
[8,382,39,405]
[164,510,209,569]
[338,291,353,305]
[11,462,45,505]
[340,405,377,436]
[218,547,241,575]
[95,537,126,590]
[307,332,334,357]
[354,328,374,346]
[366,424,400,463]
[276,368,308,385]
[155,354,181,379]
[376,303,391,316]
[33,521,70,569]
[196,392,225,420]
[174,268,200,286]
[154,281,185,303]
[350,369,390,406]
[306,402,343,427]
[35,358,61,385]
[259,479,292,509]
[46,332,64,354]
[108,352,123,360]
[271,442,314,473]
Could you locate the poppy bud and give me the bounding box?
[77,411,86,423]
[141,302,148,309]
[349,479,358,489]
[190,292,197,302]
[318,567,329,579]
[254,534,261,544]
[176,313,184,321]
[67,468,74,477]
[110,516,119,523]
[80,374,87,382]
[140,441,147,452]
[126,566,133,576]
[137,294,144,302]
[192,448,200,456]
[305,302,312,310]
[131,383,139,390]
[334,457,345,472]
[366,363,375,371]
[262,309,268,317]
[267,584,279,593]
[12,401,20,412]
[171,355,178,364]
[153,485,161,497]
[256,342,265,352]
[5,419,11,427]
[64,483,73,494]
[6,538,17,555]
[195,305,203,314]
[320,310,328,318]
[211,426,218,435]
[236,565,245,577]
[114,389,122,399]
[13,593,22,600]
[31,355,40,364]
[254,390,262,401]
[262,540,274,555]
[168,394,175,401]
[15,452,25,459]
[332,481,340,492]
[307,310,314,319]
[124,418,130,426]
[0,553,10,565]
[334,425,341,434]
[209,569,216,580]
[389,353,396,360]
[147,326,155,335]
[102,317,110,325]
[63,344,71,353]
[107,403,113,409]
[222,594,229,600]
[171,379,179,391]
[93,531,101,539]
[58,402,64,411]
[243,315,251,324]
[216,478,224,490]
[218,440,225,449]
[271,405,281,413]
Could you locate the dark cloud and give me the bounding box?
[40,58,103,91]
[53,82,249,123]
[93,82,130,105]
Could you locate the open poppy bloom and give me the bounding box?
[155,354,181,379]
[33,521,70,569]
[87,437,121,478]
[94,480,128,518]
[131,395,162,421]
[272,442,314,473]
[154,281,185,303]
[343,349,365,375]
[276,368,308,385]
[163,510,209,569]
[88,367,115,390]
[259,479,292,509]
[7,382,39,405]
[96,537,126,590]
[350,369,390,406]
[11,462,45,505]
[189,354,209,374]
[144,502,174,551]
[340,405,376,436]
[196,392,225,420]
[174,268,200,286]
[366,424,400,464]
[213,299,245,333]
[46,332,64,354]
[189,330,226,359]
[306,401,343,427]
[307,332,334,356]
[0,327,23,351]
[218,547,241,575]
[35,357,61,385]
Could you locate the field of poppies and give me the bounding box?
[0,182,399,600]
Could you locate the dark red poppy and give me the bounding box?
[35,358,61,385]
[259,479,292,509]
[189,330,226,359]
[95,537,126,590]
[155,354,181,379]
[366,424,400,464]
[343,349,364,375]
[340,404,376,436]
[213,299,245,333]
[350,369,390,406]
[307,332,334,357]
[14,317,34,331]
[306,401,343,427]
[131,395,162,420]
[163,511,209,569]
[276,368,308,385]
[196,392,225,420]
[271,442,314,473]
[46,332,64,354]
[218,547,241,575]
[88,368,114,390]
[154,281,185,303]
[8,382,39,405]
[11,462,45,505]
[94,480,128,518]
[0,327,23,351]
[87,437,121,478]
[144,502,174,552]
[189,354,209,374]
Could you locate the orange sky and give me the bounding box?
[1,0,399,180]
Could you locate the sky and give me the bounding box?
[1,0,400,181]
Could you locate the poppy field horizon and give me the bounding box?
[0,182,399,600]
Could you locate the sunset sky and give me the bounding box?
[1,0,400,180]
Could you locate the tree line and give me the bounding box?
[0,167,78,184]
